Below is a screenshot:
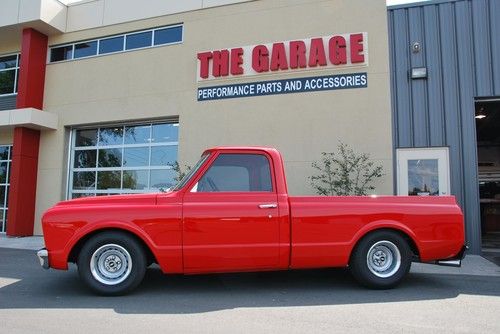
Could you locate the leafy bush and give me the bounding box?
[309,142,384,196]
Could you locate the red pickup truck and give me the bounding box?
[38,147,466,295]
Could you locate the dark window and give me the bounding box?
[197,154,273,192]
[74,41,98,58]
[75,129,98,147]
[0,55,17,70]
[0,70,16,95]
[99,36,124,54]
[154,26,183,45]
[50,45,73,62]
[126,31,152,50]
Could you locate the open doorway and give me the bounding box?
[475,99,500,265]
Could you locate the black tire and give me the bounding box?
[349,230,412,289]
[77,231,147,296]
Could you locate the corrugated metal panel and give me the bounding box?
[388,0,500,254]
[0,95,16,110]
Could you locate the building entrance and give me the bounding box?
[475,99,500,265]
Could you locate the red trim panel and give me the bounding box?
[6,28,48,236]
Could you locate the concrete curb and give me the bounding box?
[0,235,45,250]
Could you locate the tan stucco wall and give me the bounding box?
[34,0,393,234]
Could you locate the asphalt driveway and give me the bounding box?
[1,247,499,333]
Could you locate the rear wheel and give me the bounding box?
[77,231,146,296]
[349,230,412,289]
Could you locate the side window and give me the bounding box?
[196,154,273,192]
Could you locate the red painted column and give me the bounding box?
[6,28,48,236]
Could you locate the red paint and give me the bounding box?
[16,28,48,109]
[198,33,367,79]
[197,52,213,79]
[6,28,47,237]
[329,36,347,65]
[308,38,327,67]
[289,40,307,69]
[212,50,229,77]
[230,48,244,75]
[270,42,288,71]
[350,33,365,63]
[41,147,465,275]
[252,45,269,73]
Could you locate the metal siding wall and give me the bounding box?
[0,95,16,110]
[389,0,500,254]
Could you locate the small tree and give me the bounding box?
[172,161,192,183]
[309,142,384,196]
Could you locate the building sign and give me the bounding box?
[197,33,368,81]
[198,72,367,101]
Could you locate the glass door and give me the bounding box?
[397,147,450,196]
[0,145,12,233]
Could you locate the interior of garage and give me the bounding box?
[475,99,500,265]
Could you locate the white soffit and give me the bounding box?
[0,108,58,130]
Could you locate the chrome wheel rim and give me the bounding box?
[366,240,401,278]
[90,244,132,285]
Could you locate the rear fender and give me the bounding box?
[349,220,422,258]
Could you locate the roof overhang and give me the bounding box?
[0,108,58,130]
[0,0,67,36]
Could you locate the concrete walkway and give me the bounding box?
[1,234,499,276]
[0,234,44,250]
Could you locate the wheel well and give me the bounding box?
[351,228,420,261]
[68,228,157,265]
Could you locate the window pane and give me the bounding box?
[152,123,178,143]
[123,170,149,190]
[98,148,122,167]
[99,127,123,146]
[50,45,73,62]
[99,36,124,54]
[0,70,15,94]
[75,129,98,147]
[74,41,98,58]
[73,150,97,168]
[123,147,149,167]
[150,169,176,189]
[154,26,182,45]
[0,146,9,160]
[72,193,94,199]
[124,125,151,144]
[0,185,6,204]
[126,31,152,50]
[0,55,17,70]
[97,171,121,189]
[0,162,7,183]
[197,154,272,192]
[72,171,95,190]
[151,146,177,166]
[15,68,19,93]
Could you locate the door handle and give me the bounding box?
[258,203,277,209]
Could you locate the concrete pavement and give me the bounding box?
[0,243,499,333]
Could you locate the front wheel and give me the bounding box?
[349,230,412,289]
[77,231,146,295]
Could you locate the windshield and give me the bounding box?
[172,152,210,191]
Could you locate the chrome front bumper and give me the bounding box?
[37,248,50,269]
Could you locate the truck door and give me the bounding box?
[182,152,280,272]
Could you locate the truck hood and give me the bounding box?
[55,193,161,207]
